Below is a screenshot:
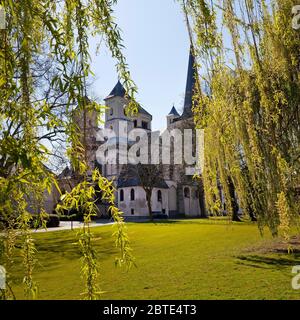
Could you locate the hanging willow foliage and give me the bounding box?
[0,0,136,300]
[182,0,300,237]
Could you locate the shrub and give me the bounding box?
[46,214,60,228]
[152,213,168,219]
[30,214,60,229]
[56,208,99,222]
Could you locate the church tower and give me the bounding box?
[180,45,197,120]
[104,80,152,134]
[164,45,206,218]
[104,80,129,136]
[102,81,128,181]
[72,96,98,173]
[166,105,180,127]
[171,45,197,124]
[102,80,153,182]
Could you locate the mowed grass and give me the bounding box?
[6,219,300,300]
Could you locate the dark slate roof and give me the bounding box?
[117,165,169,189]
[175,46,197,121]
[105,81,152,118]
[168,105,180,117]
[105,80,126,100]
[117,176,141,188]
[138,104,152,118]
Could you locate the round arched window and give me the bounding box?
[157,190,162,202]
[184,187,190,198]
[130,188,135,201]
[120,189,124,202]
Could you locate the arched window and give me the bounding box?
[119,189,124,202]
[130,188,135,201]
[142,121,148,129]
[184,187,190,198]
[104,149,108,158]
[110,107,113,116]
[157,190,162,202]
[133,120,137,128]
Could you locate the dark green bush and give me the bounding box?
[30,214,60,229]
[46,214,60,228]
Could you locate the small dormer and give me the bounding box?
[166,105,180,127]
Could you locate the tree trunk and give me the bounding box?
[228,177,241,222]
[198,179,207,218]
[247,200,257,222]
[146,190,153,221]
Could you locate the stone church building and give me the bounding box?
[95,47,206,219]
[56,47,206,219]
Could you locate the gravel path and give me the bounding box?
[31,219,115,233]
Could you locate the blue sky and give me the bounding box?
[89,0,190,131]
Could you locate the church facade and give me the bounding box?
[50,47,206,219]
[93,48,206,219]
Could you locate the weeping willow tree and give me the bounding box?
[0,0,136,300]
[181,0,300,238]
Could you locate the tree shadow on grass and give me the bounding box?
[235,254,300,270]
[141,220,181,224]
[30,229,119,262]
[142,218,229,225]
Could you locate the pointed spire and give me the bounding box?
[182,45,197,118]
[168,105,180,117]
[105,80,126,100]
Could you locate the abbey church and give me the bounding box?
[58,47,206,219]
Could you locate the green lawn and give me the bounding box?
[6,219,300,300]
